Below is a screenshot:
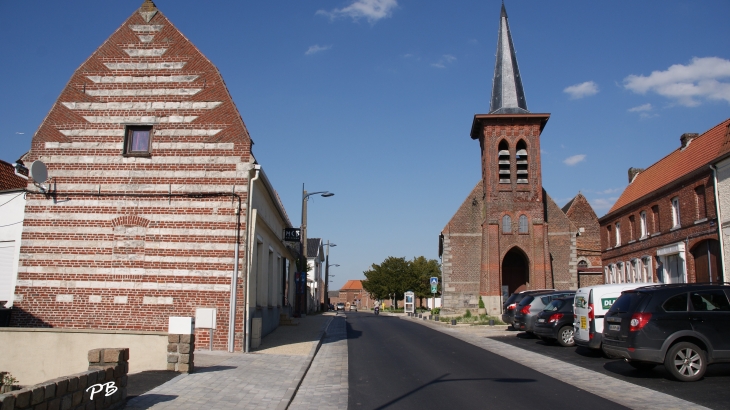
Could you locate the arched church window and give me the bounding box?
[502,215,511,233]
[516,140,528,184]
[498,140,510,184]
[578,260,588,269]
[518,215,528,233]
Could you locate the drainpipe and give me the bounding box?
[710,165,726,282]
[228,192,242,352]
[243,165,260,353]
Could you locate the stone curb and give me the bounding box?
[276,315,336,410]
[399,314,510,330]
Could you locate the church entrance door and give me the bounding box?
[502,248,529,295]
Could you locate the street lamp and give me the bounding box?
[324,241,337,310]
[297,184,334,317]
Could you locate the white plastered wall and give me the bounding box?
[0,191,26,307]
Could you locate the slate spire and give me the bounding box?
[489,3,529,114]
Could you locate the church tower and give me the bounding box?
[471,4,552,313]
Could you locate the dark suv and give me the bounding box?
[602,284,730,382]
[502,289,556,329]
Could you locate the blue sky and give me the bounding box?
[1,1,729,290]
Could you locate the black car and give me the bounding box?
[514,291,575,334]
[533,296,576,347]
[502,289,556,328]
[602,283,730,382]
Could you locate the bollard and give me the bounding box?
[434,315,439,321]
[489,319,495,326]
[451,319,457,325]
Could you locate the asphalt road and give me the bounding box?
[346,312,627,410]
[493,330,730,410]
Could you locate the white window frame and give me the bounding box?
[640,211,647,238]
[641,256,653,283]
[671,197,681,228]
[615,222,621,247]
[617,262,624,283]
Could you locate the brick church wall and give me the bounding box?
[441,182,483,311]
[545,192,577,290]
[12,5,254,351]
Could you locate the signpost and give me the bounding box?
[283,228,301,242]
[430,277,438,312]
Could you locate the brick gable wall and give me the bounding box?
[563,193,604,287]
[12,6,254,351]
[545,192,576,290]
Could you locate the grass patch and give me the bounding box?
[440,313,505,326]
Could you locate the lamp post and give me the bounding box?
[324,241,337,310]
[297,184,333,317]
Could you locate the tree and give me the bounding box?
[361,255,441,309]
[362,256,411,309]
[410,256,441,308]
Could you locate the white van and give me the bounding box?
[573,283,652,350]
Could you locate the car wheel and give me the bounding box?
[664,342,706,382]
[557,326,575,347]
[628,361,657,371]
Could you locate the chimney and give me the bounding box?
[680,133,698,149]
[628,167,644,183]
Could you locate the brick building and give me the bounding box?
[600,119,730,285]
[0,160,29,307]
[336,280,375,310]
[440,5,602,315]
[10,0,297,352]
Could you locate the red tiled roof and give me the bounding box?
[608,118,730,214]
[0,160,27,190]
[340,280,363,291]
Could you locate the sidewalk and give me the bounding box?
[125,312,336,410]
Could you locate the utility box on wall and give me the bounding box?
[168,317,195,334]
[195,308,216,329]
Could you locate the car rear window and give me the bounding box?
[504,294,521,306]
[690,290,730,312]
[608,292,648,314]
[663,293,688,312]
[518,296,534,306]
[540,293,575,305]
[543,299,565,312]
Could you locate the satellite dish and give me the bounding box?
[29,161,48,183]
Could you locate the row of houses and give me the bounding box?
[0,1,328,352]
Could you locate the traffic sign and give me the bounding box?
[431,285,437,293]
[430,277,438,286]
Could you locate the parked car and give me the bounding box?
[336,302,345,311]
[514,290,575,333]
[349,304,357,312]
[573,282,652,351]
[602,283,730,382]
[502,289,556,328]
[533,296,576,347]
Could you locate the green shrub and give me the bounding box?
[464,309,472,318]
[478,296,485,309]
[432,307,440,315]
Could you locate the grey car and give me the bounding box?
[502,289,556,329]
[513,291,576,333]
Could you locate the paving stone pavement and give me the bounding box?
[289,314,348,410]
[398,314,711,410]
[125,313,335,410]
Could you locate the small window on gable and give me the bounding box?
[518,215,528,233]
[516,140,528,184]
[498,140,510,184]
[640,211,647,238]
[695,186,707,220]
[502,215,512,234]
[615,222,621,247]
[578,260,588,269]
[124,125,152,156]
[651,205,660,233]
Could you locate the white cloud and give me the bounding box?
[305,44,332,56]
[563,154,586,166]
[431,54,456,69]
[628,103,653,112]
[623,57,730,107]
[15,132,24,135]
[316,0,397,23]
[563,81,599,99]
[590,197,619,213]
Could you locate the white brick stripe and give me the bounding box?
[44,142,234,150]
[59,129,125,137]
[16,279,230,292]
[56,295,74,302]
[143,296,173,304]
[114,296,128,304]
[104,62,186,70]
[20,266,234,278]
[154,129,222,136]
[24,252,236,265]
[82,115,198,123]
[24,213,242,223]
[86,89,202,97]
[129,25,163,32]
[38,155,244,165]
[28,183,243,193]
[89,295,102,303]
[23,226,238,238]
[63,102,222,110]
[124,49,167,57]
[24,197,246,210]
[138,35,155,43]
[86,75,198,83]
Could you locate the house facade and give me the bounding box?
[440,5,602,316]
[11,0,296,352]
[0,160,29,308]
[306,238,324,312]
[600,119,730,285]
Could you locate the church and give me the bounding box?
[439,4,603,316]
